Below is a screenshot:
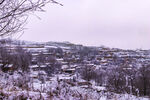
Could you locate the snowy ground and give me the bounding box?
[0,70,149,100]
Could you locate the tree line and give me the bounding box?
[80,63,150,96]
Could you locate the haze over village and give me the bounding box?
[0,0,150,100]
[19,0,150,50]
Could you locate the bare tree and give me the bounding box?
[80,64,96,81]
[12,46,32,72]
[0,0,62,36]
[0,44,32,72]
[0,45,12,71]
[135,65,150,96]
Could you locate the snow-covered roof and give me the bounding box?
[44,45,58,48]
[61,65,69,69]
[92,86,106,91]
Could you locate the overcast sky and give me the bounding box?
[18,0,150,49]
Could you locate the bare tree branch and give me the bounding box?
[0,0,61,37]
[0,0,5,5]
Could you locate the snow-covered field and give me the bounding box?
[0,70,149,100]
[0,40,150,100]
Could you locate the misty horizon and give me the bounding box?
[11,39,148,51]
[15,0,150,50]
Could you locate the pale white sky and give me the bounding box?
[18,0,150,49]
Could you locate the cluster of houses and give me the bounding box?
[1,40,150,89]
[14,42,147,87]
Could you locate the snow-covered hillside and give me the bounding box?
[0,39,150,100]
